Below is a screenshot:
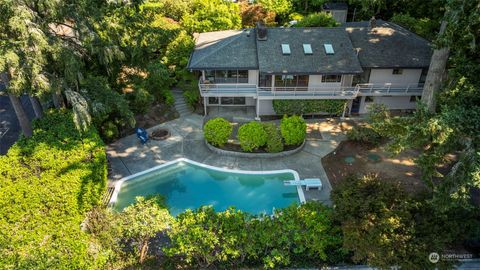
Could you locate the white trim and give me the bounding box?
[109,158,305,207]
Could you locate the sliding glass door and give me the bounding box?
[204,70,248,83]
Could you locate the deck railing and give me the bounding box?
[357,83,424,95]
[198,79,423,98]
[257,86,359,98]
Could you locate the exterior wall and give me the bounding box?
[341,75,353,87]
[358,96,418,114]
[308,75,323,87]
[248,70,259,85]
[369,68,422,84]
[329,10,347,24]
[258,100,275,115]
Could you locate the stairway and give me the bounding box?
[172,90,192,117]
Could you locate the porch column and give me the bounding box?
[341,100,348,119]
[204,97,207,116]
[255,98,260,121]
[202,70,205,81]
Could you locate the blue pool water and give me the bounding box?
[113,161,299,216]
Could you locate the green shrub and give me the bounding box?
[164,203,343,269]
[183,89,200,108]
[101,121,119,142]
[162,89,175,105]
[346,126,382,145]
[204,118,232,147]
[280,115,306,145]
[262,123,284,153]
[237,121,268,152]
[273,99,346,116]
[0,110,107,269]
[293,12,338,27]
[128,86,154,114]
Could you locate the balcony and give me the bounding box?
[257,86,359,100]
[198,80,257,97]
[357,83,424,96]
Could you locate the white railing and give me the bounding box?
[257,86,359,97]
[198,80,257,95]
[197,79,423,98]
[357,83,424,95]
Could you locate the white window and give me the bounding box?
[324,44,334,55]
[321,75,342,83]
[303,44,313,55]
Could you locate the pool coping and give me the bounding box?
[109,158,305,208]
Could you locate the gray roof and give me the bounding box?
[256,27,363,74]
[344,20,432,68]
[188,20,432,72]
[188,30,258,70]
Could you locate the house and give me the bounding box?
[322,2,349,24]
[187,19,432,118]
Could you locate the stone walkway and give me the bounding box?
[107,115,348,205]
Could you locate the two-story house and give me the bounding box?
[187,19,432,118]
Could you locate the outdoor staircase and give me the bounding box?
[172,90,192,117]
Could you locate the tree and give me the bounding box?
[181,0,242,33]
[119,196,173,263]
[421,20,449,112]
[239,2,276,27]
[292,0,326,14]
[293,12,338,27]
[258,0,293,20]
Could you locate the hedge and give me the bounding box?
[204,118,232,147]
[280,115,307,145]
[273,100,346,116]
[237,121,268,152]
[262,123,284,153]
[0,110,108,269]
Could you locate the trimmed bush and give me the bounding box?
[262,123,284,153]
[273,99,346,116]
[346,126,382,145]
[0,110,107,269]
[204,118,232,147]
[280,115,306,145]
[238,121,268,152]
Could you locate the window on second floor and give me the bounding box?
[205,70,249,83]
[392,68,403,75]
[321,75,342,83]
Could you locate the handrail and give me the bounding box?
[357,83,424,94]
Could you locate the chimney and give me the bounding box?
[256,21,267,41]
[369,16,377,29]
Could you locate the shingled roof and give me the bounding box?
[344,20,432,68]
[188,30,258,70]
[188,20,432,72]
[256,27,362,74]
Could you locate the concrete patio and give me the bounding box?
[106,114,348,205]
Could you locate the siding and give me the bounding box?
[258,100,275,115]
[369,68,422,84]
[248,70,259,85]
[359,96,418,114]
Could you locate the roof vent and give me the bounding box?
[303,44,312,55]
[324,44,334,55]
[281,44,291,55]
[256,22,267,41]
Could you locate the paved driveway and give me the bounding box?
[0,95,35,155]
[107,115,348,205]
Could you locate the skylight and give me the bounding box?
[303,44,313,55]
[324,44,334,55]
[281,44,291,55]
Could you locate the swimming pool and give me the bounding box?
[110,158,304,216]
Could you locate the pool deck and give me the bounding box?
[106,114,349,206]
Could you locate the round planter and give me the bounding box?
[205,140,306,158]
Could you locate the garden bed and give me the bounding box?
[322,140,428,194]
[205,140,305,158]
